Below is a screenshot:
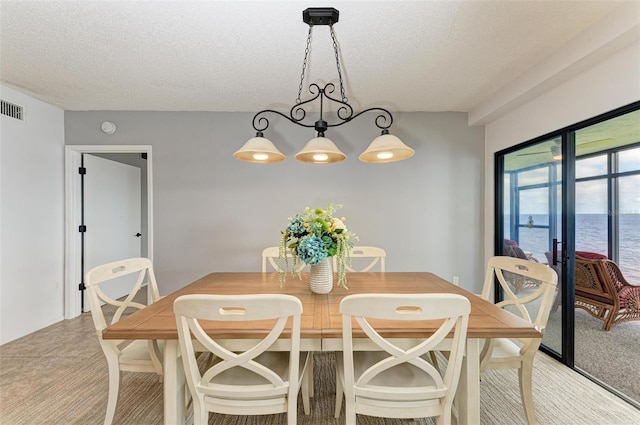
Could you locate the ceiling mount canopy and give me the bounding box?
[234,7,415,165]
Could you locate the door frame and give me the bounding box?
[494,134,574,358]
[64,145,153,319]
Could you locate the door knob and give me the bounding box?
[134,233,142,237]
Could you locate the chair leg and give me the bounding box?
[603,308,616,331]
[301,363,310,415]
[187,393,206,425]
[104,357,122,425]
[435,395,455,425]
[344,400,356,425]
[334,363,343,418]
[519,360,537,425]
[148,340,164,381]
[287,395,298,425]
[309,352,315,397]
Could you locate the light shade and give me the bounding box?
[359,133,415,163]
[295,136,346,164]
[233,136,286,163]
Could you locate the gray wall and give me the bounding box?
[65,111,485,294]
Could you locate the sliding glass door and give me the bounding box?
[572,111,640,405]
[498,136,564,355]
[495,103,640,406]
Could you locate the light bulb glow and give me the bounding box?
[253,153,269,161]
[313,153,329,162]
[376,151,394,160]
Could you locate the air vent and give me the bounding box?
[1,100,24,121]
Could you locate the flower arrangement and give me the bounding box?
[279,204,357,288]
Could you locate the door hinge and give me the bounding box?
[78,225,87,233]
[78,282,86,291]
[78,167,86,175]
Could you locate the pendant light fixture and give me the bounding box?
[234,7,414,164]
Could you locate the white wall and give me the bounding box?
[482,41,640,263]
[0,84,65,344]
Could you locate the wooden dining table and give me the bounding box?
[103,272,541,425]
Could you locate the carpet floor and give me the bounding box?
[1,310,640,424]
[544,307,640,403]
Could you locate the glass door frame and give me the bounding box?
[494,100,640,369]
[494,134,575,365]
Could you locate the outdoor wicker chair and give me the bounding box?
[575,254,640,331]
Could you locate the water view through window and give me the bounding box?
[511,213,640,281]
[502,110,640,281]
[498,105,640,407]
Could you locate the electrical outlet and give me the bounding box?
[452,276,459,286]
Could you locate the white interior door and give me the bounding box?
[84,154,141,305]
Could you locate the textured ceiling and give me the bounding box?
[0,1,624,112]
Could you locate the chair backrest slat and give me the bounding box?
[340,246,386,272]
[174,294,303,402]
[85,257,160,333]
[340,293,470,416]
[481,256,558,344]
[261,246,307,273]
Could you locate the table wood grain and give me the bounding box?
[104,271,539,341]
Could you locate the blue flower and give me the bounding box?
[286,214,306,237]
[297,235,328,265]
[279,203,358,288]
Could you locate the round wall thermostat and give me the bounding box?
[101,121,117,134]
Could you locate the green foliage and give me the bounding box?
[279,203,357,288]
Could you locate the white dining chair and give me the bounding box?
[262,246,307,273]
[335,293,471,425]
[336,246,386,272]
[85,257,164,425]
[479,256,558,425]
[261,246,314,399]
[174,294,312,425]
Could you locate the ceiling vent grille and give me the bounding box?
[1,100,24,121]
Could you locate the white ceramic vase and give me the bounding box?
[309,258,333,294]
